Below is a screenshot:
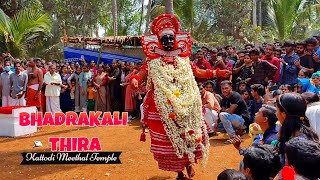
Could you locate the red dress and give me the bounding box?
[141,63,208,172]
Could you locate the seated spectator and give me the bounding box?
[279,84,293,93]
[204,80,222,103]
[250,84,265,122]
[241,144,281,180]
[263,93,275,106]
[311,71,320,91]
[272,89,283,99]
[252,105,278,145]
[296,78,319,94]
[302,92,320,137]
[237,80,248,93]
[218,169,252,180]
[199,83,221,135]
[284,137,320,180]
[275,93,319,166]
[216,81,250,143]
[275,137,320,180]
[240,90,253,116]
[298,69,309,79]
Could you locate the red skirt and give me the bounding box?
[145,111,205,172]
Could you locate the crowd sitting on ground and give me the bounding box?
[1,36,320,179]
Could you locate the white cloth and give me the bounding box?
[10,94,26,106]
[306,102,320,137]
[203,108,219,133]
[46,96,61,113]
[2,96,13,107]
[43,72,62,97]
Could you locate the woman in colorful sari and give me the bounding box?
[93,64,108,112]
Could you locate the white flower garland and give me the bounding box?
[147,56,210,165]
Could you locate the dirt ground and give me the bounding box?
[0,120,251,180]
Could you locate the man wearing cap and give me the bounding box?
[280,41,300,86]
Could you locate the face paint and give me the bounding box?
[160,34,175,51]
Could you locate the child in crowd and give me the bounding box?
[250,84,265,122]
[240,89,253,115]
[238,80,248,93]
[298,69,309,79]
[86,80,95,112]
[70,80,76,111]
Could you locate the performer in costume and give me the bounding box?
[131,14,231,180]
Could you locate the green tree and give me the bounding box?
[0,8,52,57]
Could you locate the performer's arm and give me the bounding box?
[37,69,43,93]
[190,62,231,79]
[131,70,147,88]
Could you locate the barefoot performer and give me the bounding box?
[131,14,231,179]
[27,58,44,112]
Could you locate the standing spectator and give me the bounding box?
[60,65,73,113]
[27,58,43,111]
[79,64,93,112]
[217,81,250,142]
[232,50,247,88]
[249,48,277,87]
[93,64,108,112]
[225,45,238,64]
[70,80,76,110]
[194,50,212,83]
[208,48,218,67]
[89,60,97,76]
[43,65,62,113]
[109,60,122,111]
[125,63,138,119]
[237,53,254,86]
[261,44,281,85]
[215,51,233,94]
[280,41,299,86]
[295,41,314,76]
[68,66,82,112]
[305,37,320,71]
[9,62,28,106]
[0,62,13,107]
[244,43,254,52]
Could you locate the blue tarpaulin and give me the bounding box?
[64,46,142,64]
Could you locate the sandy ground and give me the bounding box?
[0,120,251,180]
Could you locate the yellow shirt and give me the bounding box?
[87,87,95,100]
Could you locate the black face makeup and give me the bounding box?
[160,34,175,51]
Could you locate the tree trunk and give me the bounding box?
[112,0,118,37]
[139,1,144,34]
[144,0,152,34]
[165,0,174,15]
[253,0,257,28]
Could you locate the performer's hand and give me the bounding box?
[131,78,138,89]
[217,70,231,78]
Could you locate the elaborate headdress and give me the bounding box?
[142,14,192,58]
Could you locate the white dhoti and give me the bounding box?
[46,96,61,113]
[2,96,13,107]
[10,95,26,106]
[203,108,219,133]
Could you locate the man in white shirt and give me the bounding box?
[0,62,13,106]
[43,65,62,113]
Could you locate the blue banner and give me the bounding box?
[64,47,142,64]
